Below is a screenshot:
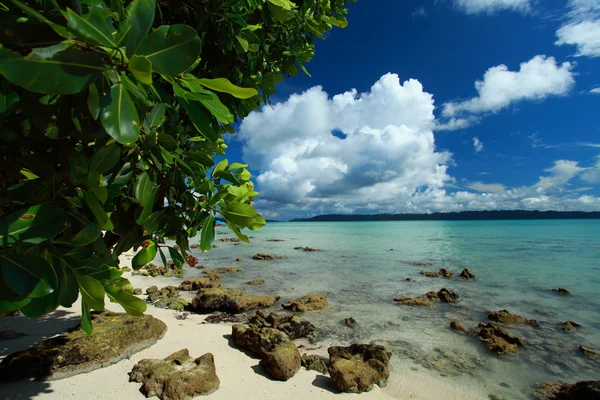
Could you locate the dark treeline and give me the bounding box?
[290,210,600,222]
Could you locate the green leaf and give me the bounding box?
[211,159,228,178]
[167,246,184,268]
[141,209,168,234]
[129,55,153,85]
[225,219,249,243]
[89,143,121,175]
[88,83,100,120]
[119,0,156,57]
[144,103,166,129]
[0,43,107,94]
[221,202,257,228]
[100,83,140,145]
[0,254,57,299]
[20,290,60,318]
[236,35,249,52]
[58,268,79,307]
[0,81,19,116]
[76,274,105,311]
[81,300,93,334]
[134,171,156,207]
[249,214,266,230]
[267,0,295,21]
[83,191,111,229]
[136,25,201,76]
[0,287,31,314]
[179,78,234,124]
[200,215,214,252]
[105,286,146,316]
[131,240,157,269]
[0,204,66,245]
[178,97,218,142]
[197,78,258,99]
[66,6,116,47]
[10,0,73,38]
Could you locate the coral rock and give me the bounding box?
[472,323,524,354]
[488,310,539,327]
[282,293,328,312]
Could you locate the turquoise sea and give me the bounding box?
[184,220,600,399]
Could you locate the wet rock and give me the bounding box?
[216,267,241,273]
[460,268,476,280]
[129,349,219,399]
[246,279,265,285]
[488,310,539,327]
[405,277,414,282]
[301,354,328,374]
[178,278,221,291]
[552,288,571,295]
[394,296,434,307]
[191,288,279,313]
[328,344,391,393]
[204,313,243,324]
[250,310,316,340]
[0,330,26,341]
[579,345,599,357]
[219,237,240,242]
[420,268,453,278]
[450,320,468,333]
[235,257,244,262]
[0,312,167,381]
[536,380,600,399]
[282,293,328,312]
[231,325,290,357]
[259,342,301,381]
[344,317,357,328]
[472,323,524,354]
[425,288,459,303]
[408,261,433,267]
[133,288,143,295]
[202,271,223,281]
[266,239,284,242]
[252,253,281,260]
[294,246,321,252]
[562,321,581,332]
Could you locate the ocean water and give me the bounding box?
[178,220,600,399]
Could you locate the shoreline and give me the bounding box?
[0,254,489,400]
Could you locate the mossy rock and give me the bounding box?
[191,288,279,313]
[0,312,167,381]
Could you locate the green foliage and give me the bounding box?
[0,0,352,330]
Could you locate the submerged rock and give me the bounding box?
[259,342,301,381]
[450,320,468,333]
[488,310,539,327]
[178,278,221,291]
[219,237,240,242]
[0,312,167,381]
[536,380,600,399]
[129,349,219,399]
[216,267,241,273]
[191,288,279,313]
[202,271,223,281]
[420,268,453,278]
[235,257,244,262]
[252,253,281,260]
[472,323,524,355]
[0,330,26,341]
[394,296,434,307]
[460,268,476,280]
[425,288,459,303]
[405,277,414,282]
[250,310,316,340]
[282,293,328,312]
[294,246,321,252]
[408,261,433,267]
[266,239,284,242]
[579,345,599,357]
[344,317,357,328]
[328,344,391,393]
[561,321,582,332]
[246,279,265,285]
[552,288,571,295]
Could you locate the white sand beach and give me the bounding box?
[0,255,488,400]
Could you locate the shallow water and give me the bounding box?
[173,220,599,399]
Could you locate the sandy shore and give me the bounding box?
[0,255,488,400]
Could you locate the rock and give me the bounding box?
[537,380,600,399]
[146,285,159,295]
[175,313,189,321]
[552,288,571,295]
[472,323,524,354]
[219,237,240,242]
[129,349,219,399]
[394,296,434,307]
[205,313,243,324]
[405,277,414,282]
[246,279,265,285]
[133,288,143,295]
[249,310,316,340]
[259,342,301,381]
[579,345,599,357]
[344,317,357,328]
[282,293,328,312]
[301,354,328,374]
[421,268,453,278]
[216,267,241,273]
[328,344,391,393]
[202,271,223,281]
[178,278,221,291]
[235,257,244,262]
[252,253,281,260]
[231,325,290,358]
[0,312,167,381]
[450,320,468,333]
[0,330,26,341]
[190,244,200,249]
[191,288,279,313]
[425,288,459,303]
[562,321,582,331]
[488,310,539,327]
[135,262,184,278]
[294,246,321,252]
[460,268,475,280]
[408,261,433,267]
[266,239,284,242]
[146,286,189,311]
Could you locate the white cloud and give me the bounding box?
[443,55,575,119]
[535,160,584,192]
[556,0,600,57]
[473,137,484,152]
[412,6,427,18]
[590,87,600,94]
[582,157,600,183]
[453,0,530,14]
[467,182,505,193]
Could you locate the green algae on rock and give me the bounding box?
[282,293,328,312]
[191,288,279,313]
[130,349,220,400]
[328,344,391,393]
[0,312,167,381]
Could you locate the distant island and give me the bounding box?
[290,210,600,222]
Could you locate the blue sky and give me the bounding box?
[228,0,600,220]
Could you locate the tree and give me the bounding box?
[0,0,352,332]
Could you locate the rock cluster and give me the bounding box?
[219,237,240,242]
[536,380,600,399]
[135,262,184,278]
[191,288,279,313]
[562,321,581,332]
[328,344,392,393]
[129,349,219,400]
[425,288,459,303]
[420,268,453,278]
[294,246,321,252]
[301,354,328,374]
[252,253,281,260]
[146,286,189,311]
[488,310,539,327]
[394,296,434,307]
[459,268,476,280]
[282,293,328,312]
[249,310,316,340]
[472,323,524,354]
[178,278,221,291]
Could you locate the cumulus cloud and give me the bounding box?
[556,0,600,57]
[581,157,600,183]
[467,182,505,193]
[473,137,484,152]
[453,0,530,14]
[442,55,575,119]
